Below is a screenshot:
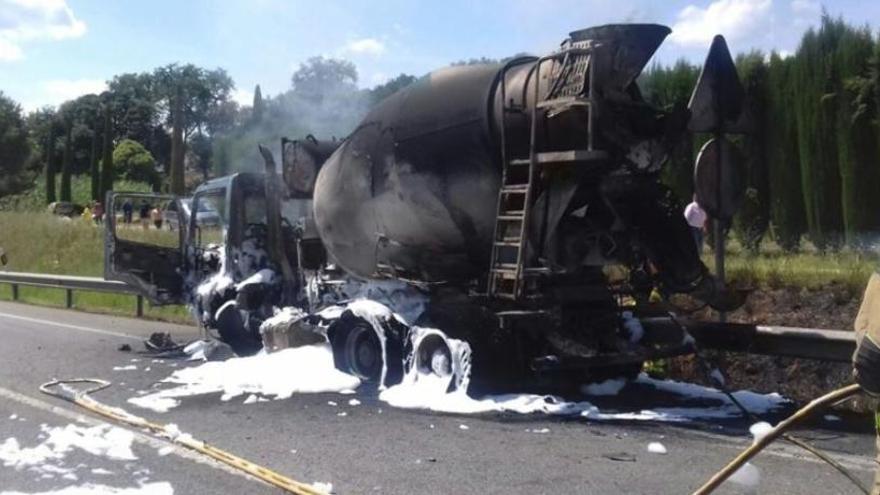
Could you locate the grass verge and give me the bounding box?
[0,211,192,324]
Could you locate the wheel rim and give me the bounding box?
[343,324,383,381]
[415,334,453,378]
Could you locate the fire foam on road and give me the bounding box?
[128,341,789,424]
[129,344,361,413]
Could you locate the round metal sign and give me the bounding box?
[693,137,745,220]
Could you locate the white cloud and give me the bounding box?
[0,37,23,61]
[341,37,386,56]
[42,78,107,105]
[669,0,772,47]
[0,0,87,62]
[790,0,820,14]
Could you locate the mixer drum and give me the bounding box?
[313,64,503,283]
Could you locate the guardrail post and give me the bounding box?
[11,284,18,301]
[136,296,144,317]
[65,289,73,308]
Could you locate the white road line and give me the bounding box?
[0,311,141,341]
[0,384,266,486]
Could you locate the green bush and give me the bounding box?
[113,139,160,190]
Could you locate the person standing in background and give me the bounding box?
[139,201,150,230]
[684,195,707,254]
[92,201,104,225]
[150,206,163,230]
[122,199,133,224]
[81,203,92,224]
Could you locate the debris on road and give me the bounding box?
[647,442,667,455]
[525,428,550,434]
[602,452,636,462]
[143,333,182,354]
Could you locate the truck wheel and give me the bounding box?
[329,315,404,386]
[215,301,262,356]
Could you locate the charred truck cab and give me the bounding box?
[106,24,744,389]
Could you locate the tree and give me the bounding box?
[793,18,845,250]
[732,51,770,253]
[188,132,212,180]
[89,117,100,201]
[638,59,700,201]
[765,53,806,251]
[369,74,416,105]
[252,84,264,123]
[153,63,236,139]
[169,88,185,195]
[100,107,114,201]
[60,123,72,202]
[113,139,160,190]
[45,124,56,204]
[0,92,33,198]
[290,57,358,102]
[835,24,880,246]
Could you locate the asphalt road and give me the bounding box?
[0,300,876,495]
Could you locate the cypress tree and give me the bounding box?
[170,87,185,195]
[834,24,880,246]
[793,18,845,250]
[639,59,700,201]
[45,124,56,204]
[60,123,72,202]
[252,84,264,123]
[100,107,114,202]
[89,119,100,201]
[732,51,770,253]
[766,54,806,251]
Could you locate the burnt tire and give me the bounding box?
[215,301,262,356]
[328,313,405,386]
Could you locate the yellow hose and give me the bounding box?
[691,383,863,495]
[40,379,328,495]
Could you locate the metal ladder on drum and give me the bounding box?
[487,46,605,300]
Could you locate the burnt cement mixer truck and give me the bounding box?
[105,24,744,389]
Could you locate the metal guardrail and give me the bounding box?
[0,271,145,317]
[0,271,859,362]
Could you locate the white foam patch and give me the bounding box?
[728,462,760,493]
[0,482,174,495]
[113,365,137,371]
[235,268,275,291]
[0,424,136,471]
[128,344,360,413]
[749,421,773,444]
[581,378,627,396]
[311,481,333,494]
[647,442,667,454]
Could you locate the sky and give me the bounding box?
[2,0,880,112]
